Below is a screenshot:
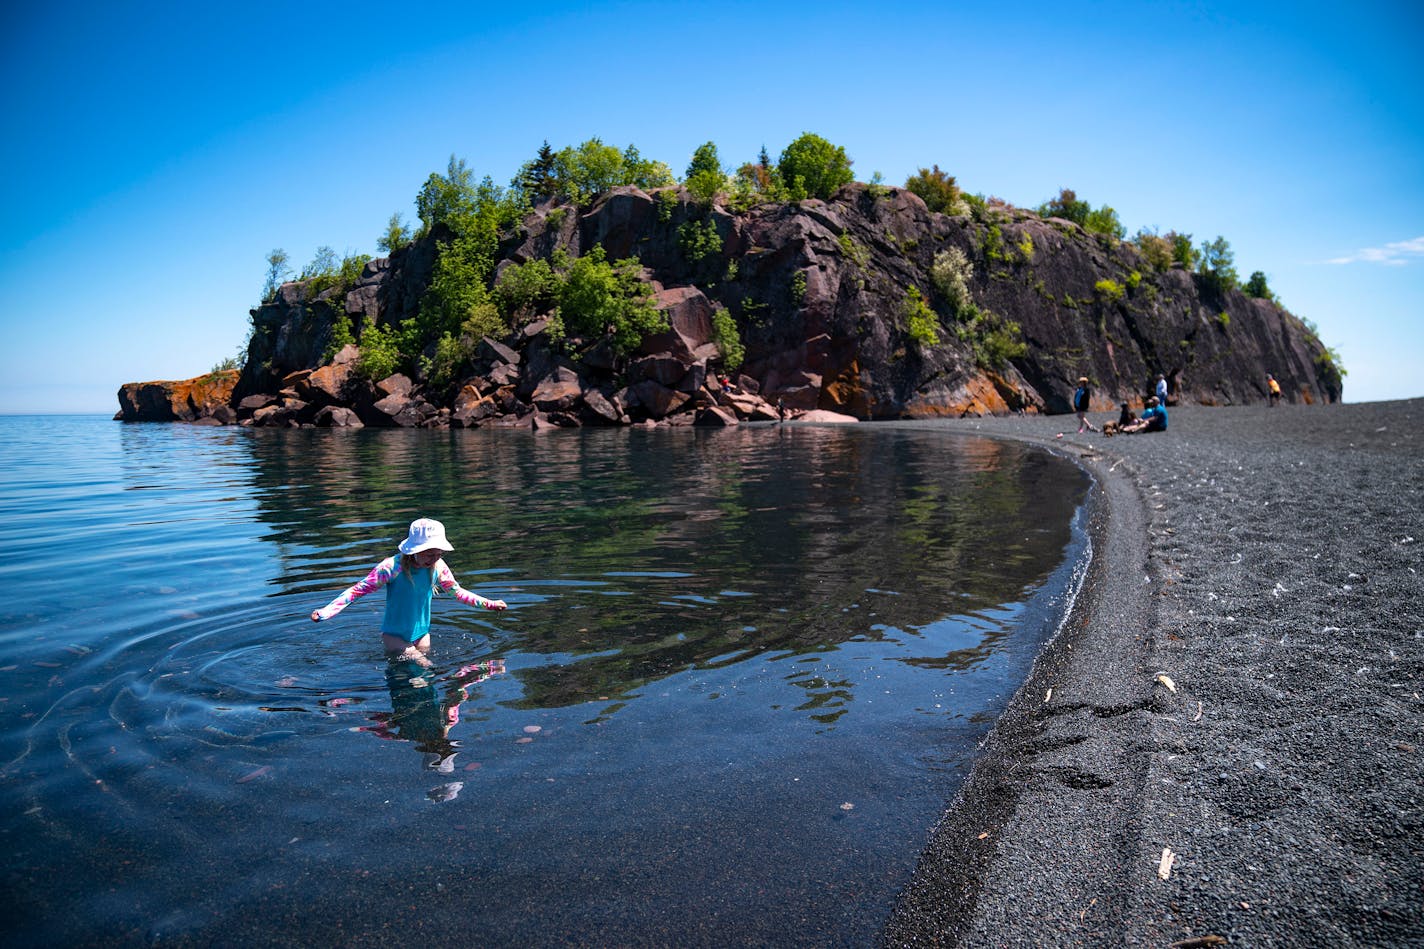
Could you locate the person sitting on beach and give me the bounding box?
[1103,401,1136,436]
[1122,397,1167,434]
[311,517,507,663]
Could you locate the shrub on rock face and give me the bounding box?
[1133,230,1174,272]
[678,219,722,264]
[901,286,940,348]
[1036,189,1125,239]
[356,321,401,381]
[905,164,967,215]
[494,259,558,323]
[421,235,502,340]
[1036,188,1090,224]
[931,248,974,315]
[555,246,667,355]
[1084,206,1125,240]
[970,311,1027,370]
[710,306,744,372]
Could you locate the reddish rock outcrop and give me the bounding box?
[115,370,238,422]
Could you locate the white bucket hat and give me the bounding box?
[398,517,454,555]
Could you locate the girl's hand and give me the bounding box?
[485,599,507,611]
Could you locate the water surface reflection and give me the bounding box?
[1,418,1089,947]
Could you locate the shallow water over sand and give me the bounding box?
[0,417,1088,946]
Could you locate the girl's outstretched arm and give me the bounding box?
[311,557,399,621]
[434,561,507,611]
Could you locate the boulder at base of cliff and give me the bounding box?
[313,406,363,428]
[115,370,239,422]
[693,406,738,427]
[641,286,715,361]
[718,391,780,421]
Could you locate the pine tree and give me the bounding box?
[519,140,559,203]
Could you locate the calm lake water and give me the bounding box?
[0,415,1089,947]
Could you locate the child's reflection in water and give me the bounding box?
[358,658,505,794]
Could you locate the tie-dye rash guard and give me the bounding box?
[314,555,499,641]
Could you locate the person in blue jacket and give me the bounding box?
[1072,377,1099,433]
[1124,397,1167,433]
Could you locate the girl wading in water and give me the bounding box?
[312,517,507,663]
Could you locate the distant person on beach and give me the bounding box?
[777,397,787,423]
[1073,377,1099,433]
[1122,397,1167,434]
[311,517,507,663]
[1267,374,1282,407]
[1155,374,1169,405]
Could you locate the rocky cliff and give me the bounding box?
[118,183,1342,426]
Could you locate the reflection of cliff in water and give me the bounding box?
[235,426,1089,713]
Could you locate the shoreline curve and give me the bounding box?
[881,400,1423,947]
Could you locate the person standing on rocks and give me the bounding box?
[1155,374,1169,405]
[1268,373,1282,406]
[1073,377,1098,433]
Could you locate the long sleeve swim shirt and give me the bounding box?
[313,555,498,642]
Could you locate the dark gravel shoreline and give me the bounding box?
[881,400,1424,947]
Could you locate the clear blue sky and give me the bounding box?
[3,0,1420,413]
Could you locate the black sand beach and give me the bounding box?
[883,400,1424,947]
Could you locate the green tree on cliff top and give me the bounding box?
[1037,188,1125,238]
[516,140,561,204]
[684,141,726,204]
[778,133,854,200]
[1244,270,1275,301]
[417,155,477,235]
[1198,235,1239,293]
[377,213,412,254]
[262,249,291,302]
[621,144,676,192]
[513,139,674,205]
